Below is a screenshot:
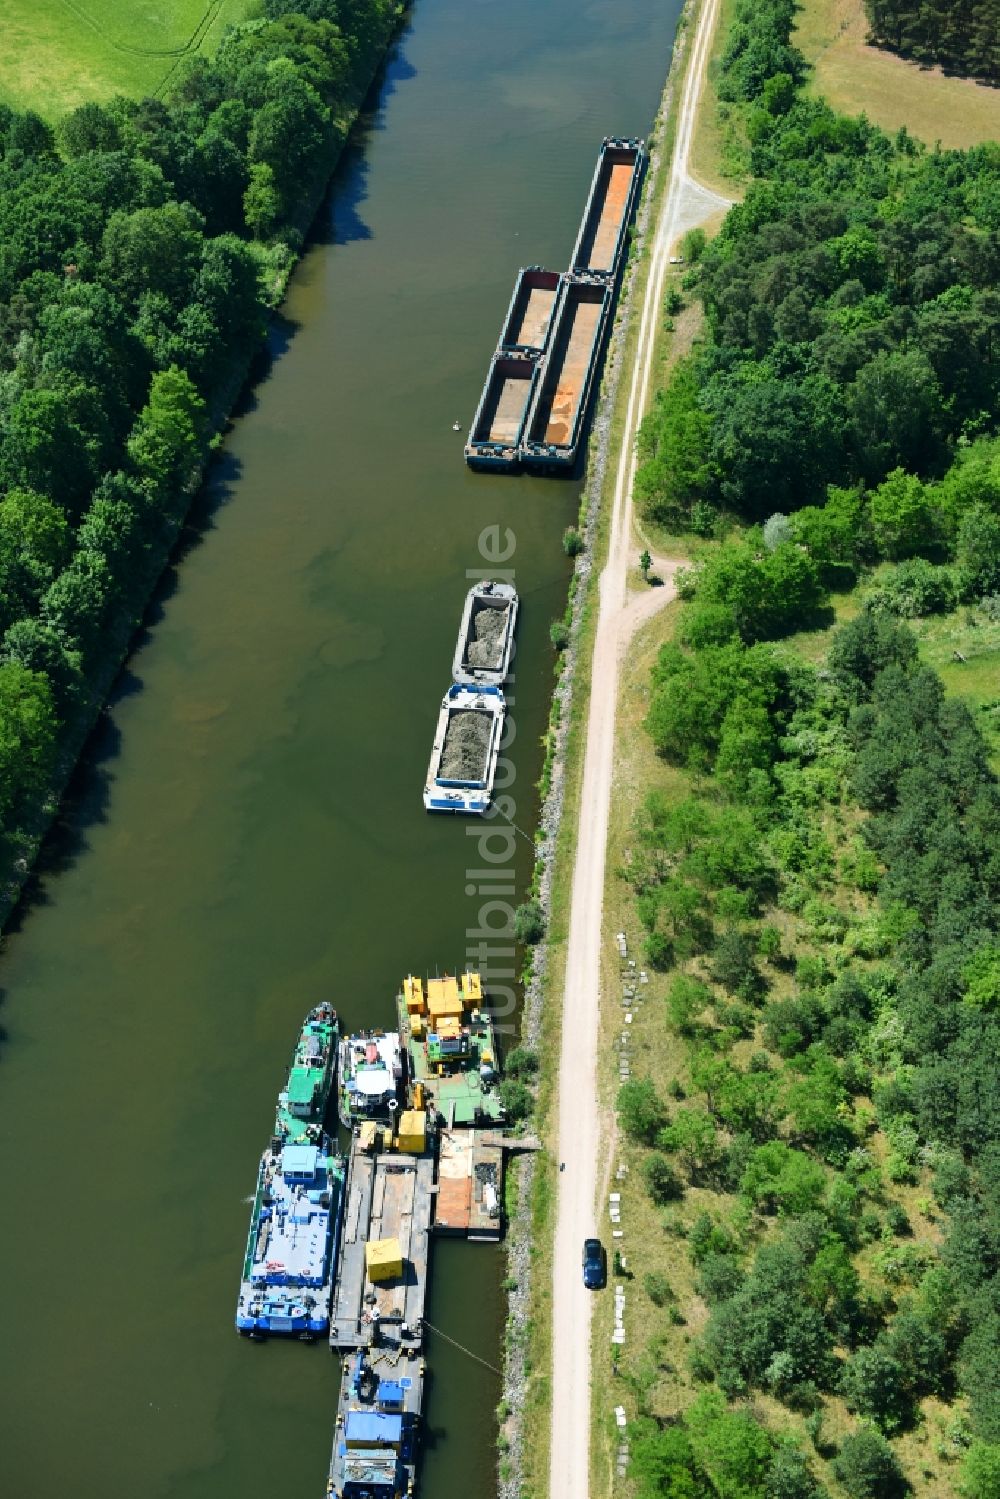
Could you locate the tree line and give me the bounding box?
[863,0,1000,85]
[0,0,399,876]
[621,602,1000,1497]
[635,0,1000,535]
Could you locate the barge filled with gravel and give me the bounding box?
[423,684,506,815]
[452,581,518,686]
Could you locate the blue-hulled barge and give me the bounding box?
[327,1348,423,1499]
[236,1003,346,1339]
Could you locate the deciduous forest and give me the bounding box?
[619,1,1000,1494]
[0,0,398,892]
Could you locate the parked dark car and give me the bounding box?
[582,1237,606,1289]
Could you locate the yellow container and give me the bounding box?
[396,1110,427,1154]
[427,976,463,1020]
[461,971,483,1004]
[359,1121,378,1153]
[411,1014,424,1039]
[366,1237,403,1282]
[403,975,426,1014]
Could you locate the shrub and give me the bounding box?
[513,900,545,944]
[832,1427,907,1499]
[644,1152,684,1203]
[644,1271,675,1306]
[504,1046,539,1080]
[617,1078,667,1143]
[499,1080,532,1122]
[562,526,584,557]
[549,619,570,651]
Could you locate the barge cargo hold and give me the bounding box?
[464,354,540,470]
[464,268,560,469]
[520,276,612,471]
[569,137,644,281]
[452,581,518,686]
[327,1348,423,1499]
[423,683,505,815]
[499,266,561,352]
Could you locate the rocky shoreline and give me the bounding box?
[495,7,695,1495]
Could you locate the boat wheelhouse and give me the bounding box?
[338,1031,405,1129]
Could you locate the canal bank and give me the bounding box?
[0,1,685,1496]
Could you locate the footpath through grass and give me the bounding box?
[0,1,252,115]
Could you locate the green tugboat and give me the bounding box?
[236,1003,346,1339]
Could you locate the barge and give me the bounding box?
[329,1128,434,1352]
[569,137,644,281]
[397,972,504,1127]
[423,683,505,815]
[339,1031,405,1129]
[327,1348,423,1499]
[465,268,560,469]
[452,581,518,686]
[236,1133,346,1339]
[520,276,613,471]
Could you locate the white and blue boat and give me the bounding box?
[236,1135,345,1339]
[423,683,505,815]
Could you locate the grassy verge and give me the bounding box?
[793,0,1000,149]
[0,0,253,116]
[511,10,715,1497]
[688,0,749,194]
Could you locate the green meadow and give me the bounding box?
[0,1,252,115]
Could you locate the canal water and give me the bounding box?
[0,0,682,1493]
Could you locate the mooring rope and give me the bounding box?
[423,1320,502,1374]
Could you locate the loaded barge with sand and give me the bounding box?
[520,276,613,471]
[464,137,644,472]
[452,580,517,686]
[569,136,644,281]
[465,269,560,470]
[423,683,505,815]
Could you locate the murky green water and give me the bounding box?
[0,0,681,1492]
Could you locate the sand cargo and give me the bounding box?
[465,139,644,473]
[423,683,505,815]
[520,276,613,471]
[464,268,560,469]
[452,580,518,686]
[569,136,644,281]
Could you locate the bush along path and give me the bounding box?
[0,0,403,924]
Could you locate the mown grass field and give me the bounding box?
[794,0,1000,149]
[0,1,252,116]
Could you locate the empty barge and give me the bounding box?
[452,581,518,686]
[423,683,505,815]
[569,137,644,280]
[521,277,613,470]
